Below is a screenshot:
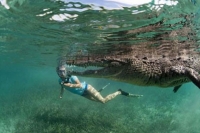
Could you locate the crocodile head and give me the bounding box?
[65,55,130,80]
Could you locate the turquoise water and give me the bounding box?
[1,0,200,132]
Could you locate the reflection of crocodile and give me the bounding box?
[65,26,200,93]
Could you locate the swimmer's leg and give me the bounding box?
[83,94,98,102]
[86,84,121,104]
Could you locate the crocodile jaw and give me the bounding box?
[69,64,124,78]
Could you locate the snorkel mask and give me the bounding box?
[56,65,71,78]
[56,66,67,78]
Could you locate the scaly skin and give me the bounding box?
[66,52,200,93]
[64,23,200,92]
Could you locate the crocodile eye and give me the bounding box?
[111,62,120,66]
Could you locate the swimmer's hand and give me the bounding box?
[60,82,71,86]
[60,81,65,85]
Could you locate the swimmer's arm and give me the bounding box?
[60,87,64,99]
[63,78,82,88]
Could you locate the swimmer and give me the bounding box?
[56,65,143,104]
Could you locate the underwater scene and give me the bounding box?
[1,0,200,132]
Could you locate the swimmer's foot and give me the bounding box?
[118,89,129,96]
[118,89,143,97]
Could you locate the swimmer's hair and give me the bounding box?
[57,57,66,67]
[56,65,66,72]
[56,57,67,76]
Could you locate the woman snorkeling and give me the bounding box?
[56,65,143,104]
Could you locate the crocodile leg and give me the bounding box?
[173,85,182,93]
[171,65,200,89]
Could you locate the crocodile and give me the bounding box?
[64,24,200,93]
